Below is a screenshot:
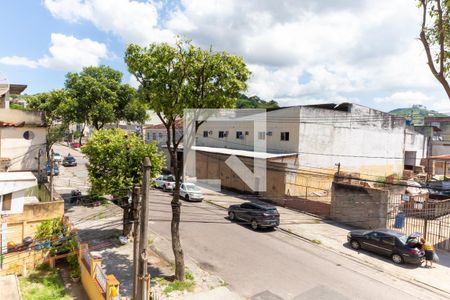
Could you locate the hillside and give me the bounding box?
[236,94,279,109]
[389,105,447,125]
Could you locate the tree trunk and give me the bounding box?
[79,123,86,146]
[171,193,184,281]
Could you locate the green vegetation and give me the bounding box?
[9,102,26,110]
[162,280,196,295]
[312,239,322,245]
[19,268,70,300]
[81,128,164,236]
[236,94,279,109]
[389,105,447,125]
[185,271,194,280]
[34,218,65,240]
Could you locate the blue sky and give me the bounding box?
[1,0,449,112]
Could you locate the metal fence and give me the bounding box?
[95,265,107,293]
[387,194,450,251]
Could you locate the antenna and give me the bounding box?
[0,72,10,96]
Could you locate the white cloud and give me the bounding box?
[0,56,39,68]
[44,0,174,45]
[374,91,431,106]
[0,33,108,71]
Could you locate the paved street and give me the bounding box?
[148,192,448,300]
[53,143,448,300]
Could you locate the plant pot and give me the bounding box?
[71,276,80,283]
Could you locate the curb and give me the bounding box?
[204,199,450,298]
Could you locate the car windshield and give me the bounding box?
[166,176,175,182]
[185,184,200,191]
[397,235,408,245]
[65,156,75,161]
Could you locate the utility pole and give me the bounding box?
[138,157,151,300]
[50,150,54,201]
[36,149,42,184]
[132,185,141,300]
[335,162,341,176]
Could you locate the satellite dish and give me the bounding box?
[0,72,10,96]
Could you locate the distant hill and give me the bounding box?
[236,94,279,109]
[389,105,447,125]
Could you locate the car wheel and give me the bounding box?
[251,219,258,231]
[350,240,361,250]
[229,211,235,221]
[185,195,190,201]
[391,253,403,264]
[163,185,167,192]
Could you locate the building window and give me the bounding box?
[219,131,225,138]
[23,130,34,140]
[152,132,157,140]
[203,131,208,137]
[1,193,12,211]
[281,132,290,141]
[158,132,163,139]
[258,132,266,140]
[236,131,244,139]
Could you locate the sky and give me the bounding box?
[0,0,449,113]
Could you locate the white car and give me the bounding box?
[180,183,204,202]
[53,153,62,163]
[154,175,176,191]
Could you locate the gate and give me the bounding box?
[387,194,450,251]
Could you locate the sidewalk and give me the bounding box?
[0,275,21,300]
[203,188,450,296]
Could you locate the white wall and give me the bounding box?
[0,127,47,171]
[0,190,25,215]
[404,129,427,166]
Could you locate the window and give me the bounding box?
[23,130,34,140]
[241,203,252,209]
[1,193,12,211]
[381,237,395,246]
[236,131,244,139]
[203,131,209,138]
[152,133,157,140]
[219,131,225,138]
[281,132,290,141]
[258,132,266,140]
[367,231,380,242]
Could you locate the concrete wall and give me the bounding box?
[331,182,388,229]
[0,190,26,215]
[404,128,427,167]
[0,109,42,124]
[431,141,450,156]
[0,126,47,171]
[298,105,406,177]
[6,200,64,244]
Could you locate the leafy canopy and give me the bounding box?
[81,129,164,196]
[419,0,450,99]
[125,40,251,126]
[65,65,147,129]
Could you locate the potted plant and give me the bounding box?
[70,265,81,282]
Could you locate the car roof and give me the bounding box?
[373,228,405,237]
[242,202,276,209]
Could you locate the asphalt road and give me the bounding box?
[52,143,447,300]
[149,191,447,300]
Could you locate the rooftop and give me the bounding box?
[0,171,37,194]
[191,146,298,159]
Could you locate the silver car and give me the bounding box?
[180,183,204,202]
[154,175,176,191]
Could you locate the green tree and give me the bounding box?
[27,89,72,158]
[418,0,450,99]
[81,129,164,236]
[65,66,147,144]
[125,39,250,281]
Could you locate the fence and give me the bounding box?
[78,242,120,300]
[387,194,450,251]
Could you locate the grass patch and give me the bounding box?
[312,239,322,245]
[185,271,194,280]
[163,280,195,295]
[19,268,70,300]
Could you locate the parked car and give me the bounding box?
[46,163,60,176]
[228,202,280,230]
[180,183,204,202]
[154,175,176,191]
[347,228,424,264]
[62,155,77,167]
[53,153,62,163]
[70,142,81,148]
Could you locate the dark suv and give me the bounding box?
[63,155,77,167]
[228,202,280,230]
[347,228,424,264]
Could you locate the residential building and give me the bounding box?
[0,84,46,172]
[193,103,428,216]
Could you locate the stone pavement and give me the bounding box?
[0,275,21,300]
[203,188,450,297]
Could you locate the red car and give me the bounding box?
[70,142,81,148]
